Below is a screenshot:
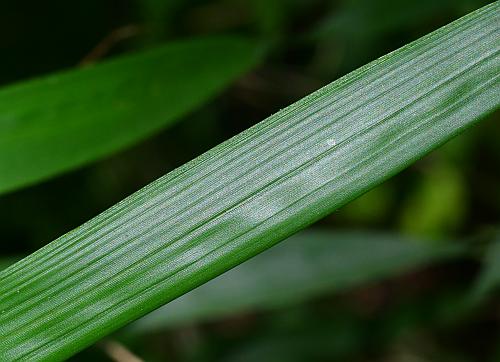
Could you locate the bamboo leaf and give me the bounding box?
[128,230,463,334]
[0,3,498,361]
[0,36,262,195]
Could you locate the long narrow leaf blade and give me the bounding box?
[1,3,499,361]
[0,36,261,195]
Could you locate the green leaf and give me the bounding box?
[0,36,262,195]
[314,0,474,41]
[0,3,498,361]
[128,230,463,334]
[470,232,500,301]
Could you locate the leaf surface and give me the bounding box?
[0,3,498,361]
[0,36,261,195]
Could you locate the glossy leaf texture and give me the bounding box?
[128,230,463,334]
[0,36,262,195]
[0,3,499,361]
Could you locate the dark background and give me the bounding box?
[0,1,498,361]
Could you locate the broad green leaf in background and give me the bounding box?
[0,3,498,361]
[309,0,490,77]
[0,231,465,334]
[314,0,483,41]
[128,230,463,334]
[0,36,262,195]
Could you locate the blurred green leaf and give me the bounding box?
[315,0,490,42]
[127,230,463,334]
[470,232,500,301]
[0,4,498,361]
[0,36,262,195]
[310,0,490,77]
[317,0,459,38]
[208,285,474,362]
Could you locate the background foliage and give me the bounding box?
[0,0,498,361]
